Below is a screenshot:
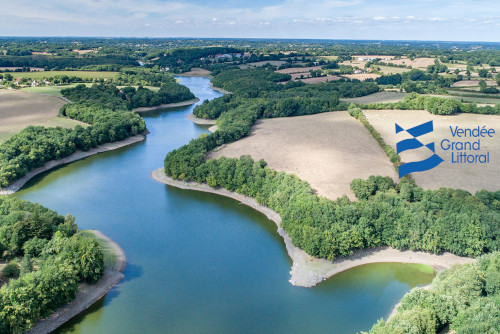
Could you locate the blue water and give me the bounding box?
[16,76,434,333]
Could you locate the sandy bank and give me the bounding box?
[209,82,232,95]
[28,230,126,334]
[175,68,212,77]
[134,98,200,113]
[151,168,474,287]
[0,134,146,195]
[186,112,216,125]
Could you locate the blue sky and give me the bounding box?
[1,0,499,41]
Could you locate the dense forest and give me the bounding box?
[367,251,500,334]
[0,196,104,333]
[0,79,194,188]
[193,67,378,120]
[0,55,138,70]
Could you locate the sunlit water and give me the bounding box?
[15,77,435,333]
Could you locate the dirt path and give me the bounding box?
[28,230,126,334]
[151,168,474,287]
[0,134,146,195]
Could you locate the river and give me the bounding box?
[16,76,435,333]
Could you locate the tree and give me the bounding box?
[478,68,489,78]
[2,262,19,278]
[479,80,488,92]
[20,255,33,275]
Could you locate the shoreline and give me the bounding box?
[186,112,216,125]
[28,230,126,334]
[151,168,474,287]
[0,134,146,195]
[209,82,232,95]
[134,98,200,113]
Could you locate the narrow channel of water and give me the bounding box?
[16,76,435,333]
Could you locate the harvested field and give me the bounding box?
[385,57,436,69]
[238,60,286,69]
[296,76,342,84]
[208,111,397,200]
[276,66,323,74]
[353,55,396,60]
[340,59,367,68]
[377,65,410,75]
[342,73,381,81]
[340,91,407,104]
[73,49,97,54]
[0,90,85,143]
[21,83,93,96]
[451,80,498,88]
[363,109,500,193]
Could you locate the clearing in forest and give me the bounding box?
[208,111,397,200]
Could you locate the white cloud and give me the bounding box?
[0,0,499,40]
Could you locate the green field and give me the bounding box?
[21,83,93,96]
[431,93,500,105]
[21,84,159,96]
[377,65,410,74]
[2,70,118,80]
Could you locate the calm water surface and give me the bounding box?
[16,77,435,333]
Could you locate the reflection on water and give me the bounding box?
[16,76,435,334]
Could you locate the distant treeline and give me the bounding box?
[360,92,500,115]
[0,55,138,70]
[0,196,104,333]
[0,80,194,188]
[368,251,500,334]
[154,47,242,73]
[373,68,458,94]
[114,67,177,87]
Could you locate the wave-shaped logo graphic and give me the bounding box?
[396,121,444,178]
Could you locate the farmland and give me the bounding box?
[208,110,397,200]
[341,91,407,104]
[0,90,85,143]
[363,109,500,193]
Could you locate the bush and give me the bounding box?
[2,263,19,278]
[23,237,49,257]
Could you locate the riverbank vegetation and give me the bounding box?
[367,251,500,334]
[0,78,194,188]
[0,196,104,333]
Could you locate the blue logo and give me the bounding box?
[396,121,444,178]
